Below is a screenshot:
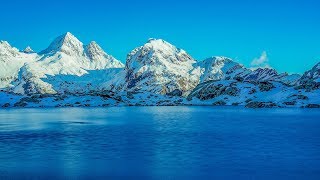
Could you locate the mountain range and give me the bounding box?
[0,32,319,108]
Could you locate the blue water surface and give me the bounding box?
[0,107,319,179]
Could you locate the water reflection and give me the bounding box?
[0,107,320,179]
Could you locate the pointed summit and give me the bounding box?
[39,32,84,56]
[125,38,198,95]
[144,38,178,52]
[127,38,194,66]
[84,41,124,68]
[22,46,34,54]
[85,41,105,59]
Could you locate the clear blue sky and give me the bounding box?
[1,0,319,73]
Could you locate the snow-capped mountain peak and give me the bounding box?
[22,46,34,54]
[144,38,192,62]
[145,38,171,48]
[85,41,106,59]
[0,41,38,88]
[243,67,293,83]
[0,41,20,57]
[297,62,320,89]
[197,56,248,82]
[200,56,237,67]
[131,38,195,65]
[145,38,179,50]
[39,32,84,56]
[125,38,199,95]
[84,41,124,69]
[127,38,196,69]
[1,33,125,94]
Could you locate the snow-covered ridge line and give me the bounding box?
[0,32,319,108]
[0,32,124,93]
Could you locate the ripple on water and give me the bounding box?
[0,107,320,179]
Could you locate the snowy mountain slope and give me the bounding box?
[3,32,124,95]
[43,68,124,94]
[124,38,200,96]
[296,62,320,90]
[187,79,320,108]
[100,69,126,92]
[22,46,35,54]
[280,73,301,86]
[243,68,287,82]
[0,41,20,58]
[0,41,39,88]
[197,56,250,82]
[84,41,124,69]
[187,60,318,108]
[38,32,124,72]
[0,33,319,108]
[39,32,84,56]
[195,56,294,84]
[12,63,57,95]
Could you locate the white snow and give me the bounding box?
[0,32,124,95]
[0,34,319,108]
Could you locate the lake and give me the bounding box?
[0,107,320,179]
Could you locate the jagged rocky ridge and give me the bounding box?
[0,32,319,108]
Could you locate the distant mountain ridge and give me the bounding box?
[0,32,319,108]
